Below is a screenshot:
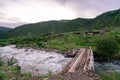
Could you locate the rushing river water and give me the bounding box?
[0,45,72,76]
[95,60,120,74]
[0,45,120,76]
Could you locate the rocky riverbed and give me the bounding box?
[0,45,72,76]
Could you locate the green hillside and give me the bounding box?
[0,26,11,33]
[88,9,120,29]
[3,18,91,38]
[2,9,120,38]
[0,26,12,37]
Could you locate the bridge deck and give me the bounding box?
[49,48,100,80]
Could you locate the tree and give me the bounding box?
[95,38,119,60]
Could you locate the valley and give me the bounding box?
[0,9,120,80]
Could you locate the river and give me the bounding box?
[0,45,72,76]
[0,45,120,76]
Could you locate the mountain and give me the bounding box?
[3,18,91,38]
[0,26,12,33]
[2,9,120,38]
[0,26,12,35]
[88,9,120,29]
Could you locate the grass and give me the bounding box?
[0,30,120,79]
[6,57,17,66]
[0,30,120,52]
[46,33,94,51]
[0,57,57,80]
[0,58,4,66]
[0,57,34,80]
[100,72,120,80]
[0,74,5,80]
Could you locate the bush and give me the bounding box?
[0,42,7,46]
[7,57,17,66]
[115,35,120,43]
[100,72,120,80]
[0,74,5,80]
[95,38,119,60]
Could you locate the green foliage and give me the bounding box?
[0,39,10,46]
[100,72,120,80]
[7,57,17,66]
[0,30,120,79]
[43,71,53,78]
[0,26,12,38]
[47,34,76,51]
[0,66,33,80]
[0,74,5,80]
[1,9,120,38]
[0,42,8,46]
[0,58,4,66]
[0,59,33,80]
[0,30,120,53]
[0,26,11,33]
[89,9,120,29]
[0,28,120,59]
[116,35,120,43]
[21,73,33,79]
[36,42,44,47]
[95,37,119,60]
[3,19,90,38]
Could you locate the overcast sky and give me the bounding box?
[0,0,120,28]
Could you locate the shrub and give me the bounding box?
[7,57,17,66]
[115,35,120,43]
[0,74,5,80]
[95,38,119,60]
[100,72,120,80]
[0,42,7,46]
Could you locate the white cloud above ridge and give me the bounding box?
[0,0,120,27]
[1,0,76,23]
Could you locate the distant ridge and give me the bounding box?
[0,26,12,35]
[2,9,120,38]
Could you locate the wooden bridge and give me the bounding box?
[49,48,100,80]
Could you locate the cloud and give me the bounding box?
[0,0,76,24]
[54,0,68,5]
[55,0,120,18]
[0,0,120,28]
[0,12,22,23]
[0,0,76,27]
[0,22,27,28]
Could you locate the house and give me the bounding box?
[56,33,65,37]
[104,29,111,32]
[84,31,100,36]
[84,32,93,36]
[73,32,81,35]
[92,31,100,35]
